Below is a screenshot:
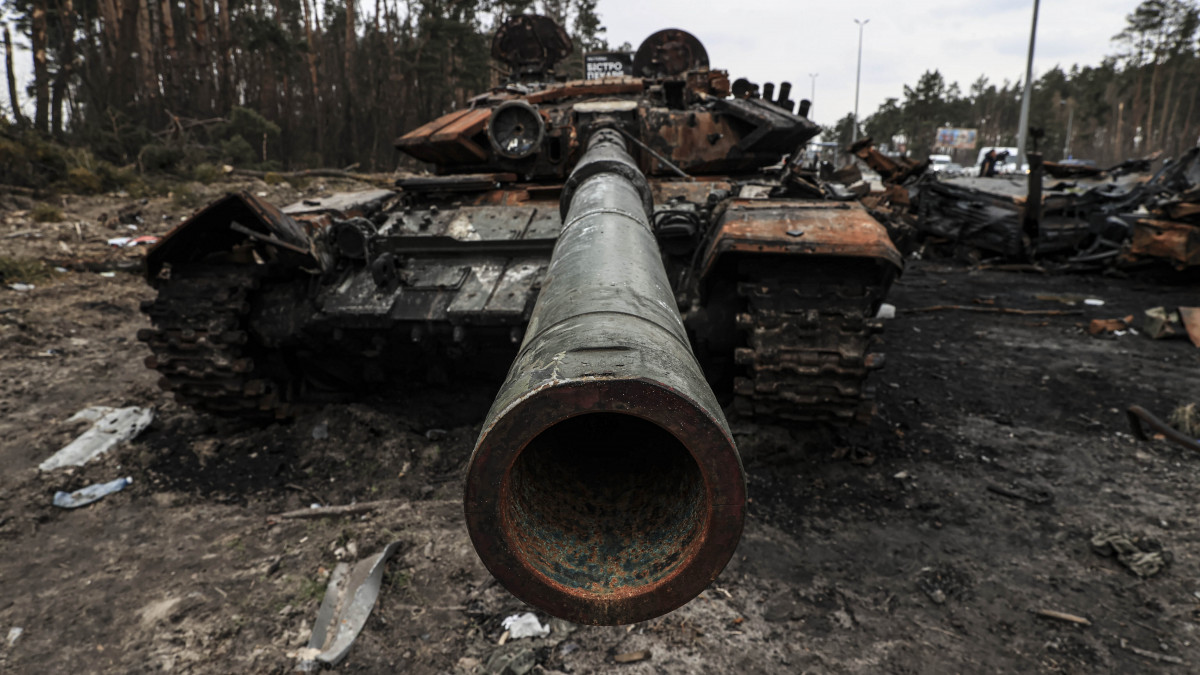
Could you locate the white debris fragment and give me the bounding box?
[6,626,22,647]
[53,476,133,508]
[501,612,550,639]
[1084,298,1105,306]
[7,283,34,291]
[39,406,154,471]
[876,303,897,319]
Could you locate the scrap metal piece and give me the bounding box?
[1127,405,1200,453]
[1127,219,1200,268]
[39,407,154,471]
[1180,307,1200,347]
[298,541,403,669]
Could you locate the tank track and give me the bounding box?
[138,266,290,418]
[731,263,886,424]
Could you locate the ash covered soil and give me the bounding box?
[2,182,1200,674]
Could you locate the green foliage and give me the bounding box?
[139,143,185,172]
[67,167,103,193]
[853,0,1200,164]
[171,184,203,209]
[0,257,55,283]
[220,135,258,165]
[218,107,281,146]
[31,203,63,222]
[192,163,224,184]
[0,128,68,187]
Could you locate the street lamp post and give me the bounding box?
[852,19,869,144]
[809,72,818,122]
[1016,0,1040,169]
[1063,98,1075,159]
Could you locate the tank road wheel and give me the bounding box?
[138,265,292,419]
[730,257,888,425]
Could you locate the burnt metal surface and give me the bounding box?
[863,137,1200,269]
[465,131,744,626]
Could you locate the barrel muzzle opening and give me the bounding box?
[502,412,707,598]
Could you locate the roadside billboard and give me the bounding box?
[935,127,978,150]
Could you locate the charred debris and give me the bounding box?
[854,139,1200,273]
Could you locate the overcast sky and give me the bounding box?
[599,0,1136,127]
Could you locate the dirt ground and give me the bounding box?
[2,181,1199,674]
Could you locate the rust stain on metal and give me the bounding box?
[1127,219,1200,268]
[395,108,491,164]
[524,77,645,104]
[701,199,902,278]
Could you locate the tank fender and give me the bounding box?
[698,199,903,282]
[146,191,318,281]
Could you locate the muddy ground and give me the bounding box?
[1,181,1199,674]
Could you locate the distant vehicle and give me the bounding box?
[1059,158,1097,168]
[928,155,964,177]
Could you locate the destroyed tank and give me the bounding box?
[139,14,902,626]
[139,14,901,426]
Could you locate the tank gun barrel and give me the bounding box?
[464,128,745,626]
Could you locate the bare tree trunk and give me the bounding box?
[32,0,50,133]
[1146,58,1161,150]
[137,0,158,106]
[344,0,357,160]
[1156,56,1180,152]
[1179,63,1198,152]
[50,0,76,137]
[216,0,232,110]
[4,27,26,126]
[97,0,121,66]
[301,0,323,160]
[159,0,177,107]
[188,0,211,112]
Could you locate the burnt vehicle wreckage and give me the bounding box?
[857,138,1200,271]
[137,15,901,624]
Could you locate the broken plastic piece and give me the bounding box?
[53,476,132,508]
[297,540,403,669]
[39,406,154,471]
[501,612,550,639]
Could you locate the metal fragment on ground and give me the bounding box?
[39,407,154,471]
[1179,307,1200,347]
[297,541,402,669]
[52,476,133,509]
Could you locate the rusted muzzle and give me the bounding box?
[464,129,745,626]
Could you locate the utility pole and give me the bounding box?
[1063,98,1074,159]
[808,73,818,122]
[1016,0,1040,170]
[852,19,869,144]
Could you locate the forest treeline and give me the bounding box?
[0,0,603,190]
[1,0,1198,191]
[827,0,1200,166]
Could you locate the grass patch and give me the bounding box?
[31,203,63,222]
[0,257,56,284]
[297,576,326,603]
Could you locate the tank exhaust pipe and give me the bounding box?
[464,128,745,626]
